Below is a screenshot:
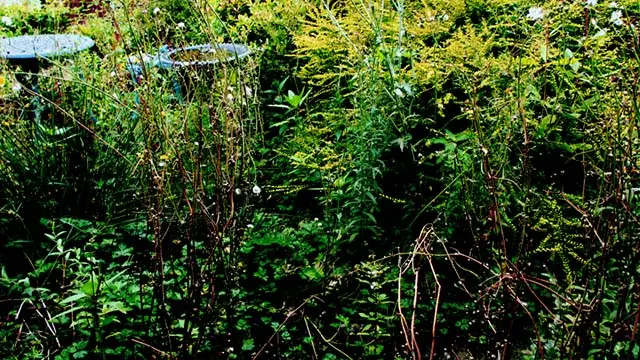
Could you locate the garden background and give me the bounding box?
[1,0,639,359]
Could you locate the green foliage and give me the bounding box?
[2,0,640,359]
[0,2,72,37]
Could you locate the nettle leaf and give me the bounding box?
[81,277,99,296]
[102,301,129,314]
[242,338,255,351]
[301,266,324,281]
[73,350,89,359]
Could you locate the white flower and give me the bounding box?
[153,7,160,15]
[394,88,404,98]
[176,22,185,29]
[226,93,234,101]
[235,188,241,195]
[158,161,166,167]
[527,7,545,21]
[11,83,21,92]
[585,0,597,7]
[110,71,116,77]
[246,224,254,229]
[252,185,261,195]
[610,10,623,26]
[244,85,253,97]
[1,16,13,27]
[441,14,449,21]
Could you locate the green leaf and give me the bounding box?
[564,48,573,59]
[301,267,324,281]
[81,277,98,296]
[73,350,88,359]
[569,60,581,72]
[242,338,255,351]
[60,292,88,305]
[540,44,548,63]
[51,305,85,321]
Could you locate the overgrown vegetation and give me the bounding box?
[1,0,639,359]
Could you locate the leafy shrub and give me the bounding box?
[2,0,640,359]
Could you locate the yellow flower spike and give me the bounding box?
[0,76,5,86]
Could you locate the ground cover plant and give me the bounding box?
[1,0,639,359]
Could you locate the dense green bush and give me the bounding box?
[1,0,640,359]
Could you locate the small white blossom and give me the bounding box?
[235,188,241,195]
[153,7,160,15]
[11,83,21,92]
[527,7,545,21]
[585,0,597,7]
[110,71,116,77]
[226,93,234,101]
[158,161,166,167]
[252,185,261,195]
[441,14,449,21]
[610,10,623,26]
[176,22,185,29]
[244,85,253,97]
[246,224,254,229]
[1,16,13,27]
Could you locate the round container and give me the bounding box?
[158,43,251,69]
[0,34,95,63]
[157,43,251,102]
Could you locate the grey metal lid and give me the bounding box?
[0,34,95,60]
